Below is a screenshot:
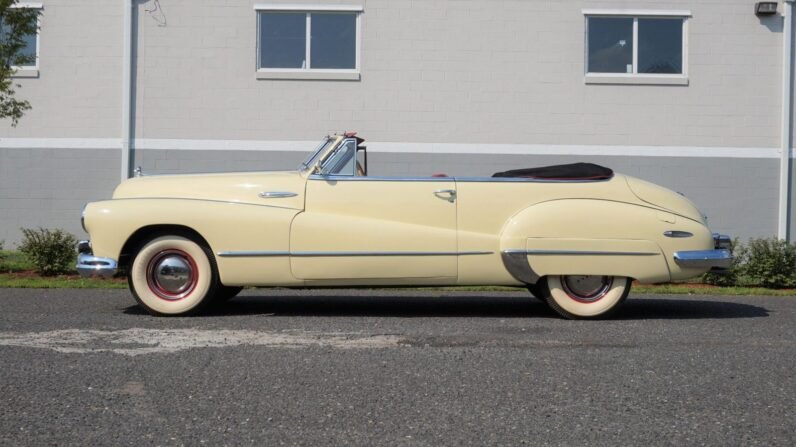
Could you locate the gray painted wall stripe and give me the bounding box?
[0,138,793,159]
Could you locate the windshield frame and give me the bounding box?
[298,136,341,173]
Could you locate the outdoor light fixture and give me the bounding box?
[755,2,778,16]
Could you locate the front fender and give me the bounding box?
[83,198,302,286]
[499,199,714,283]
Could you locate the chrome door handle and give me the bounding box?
[259,191,297,198]
[433,189,457,202]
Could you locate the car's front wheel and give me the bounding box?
[128,235,218,316]
[542,275,631,319]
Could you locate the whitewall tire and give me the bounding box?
[543,275,631,319]
[128,235,218,316]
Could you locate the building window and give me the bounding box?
[2,2,42,77]
[583,10,689,85]
[255,4,362,80]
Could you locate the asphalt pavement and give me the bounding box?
[0,288,794,446]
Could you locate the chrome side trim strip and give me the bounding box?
[218,250,493,258]
[258,191,298,198]
[309,174,452,182]
[663,230,693,238]
[217,251,290,257]
[308,174,610,184]
[106,197,301,211]
[523,249,660,256]
[290,251,493,257]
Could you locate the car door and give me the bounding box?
[290,158,458,281]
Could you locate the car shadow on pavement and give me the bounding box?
[615,298,769,320]
[123,294,769,320]
[124,295,555,319]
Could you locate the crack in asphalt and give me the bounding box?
[0,328,405,356]
[2,328,788,355]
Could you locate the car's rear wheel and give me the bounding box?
[128,235,218,316]
[542,275,631,319]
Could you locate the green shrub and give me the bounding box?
[0,240,5,266]
[18,228,77,276]
[702,238,743,287]
[703,237,796,289]
[737,238,796,289]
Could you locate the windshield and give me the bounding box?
[298,137,336,172]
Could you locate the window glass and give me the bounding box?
[356,148,366,176]
[19,31,36,62]
[334,148,356,175]
[587,17,633,74]
[638,19,683,74]
[0,20,37,67]
[322,139,357,175]
[310,13,356,69]
[259,13,306,69]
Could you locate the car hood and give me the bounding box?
[113,170,306,207]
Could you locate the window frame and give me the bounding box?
[320,138,358,176]
[254,4,362,81]
[8,2,42,77]
[583,9,690,86]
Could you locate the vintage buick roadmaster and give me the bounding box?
[77,134,732,319]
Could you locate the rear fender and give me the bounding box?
[499,199,708,283]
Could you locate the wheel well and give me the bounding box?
[118,225,211,271]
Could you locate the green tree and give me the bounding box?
[0,0,40,126]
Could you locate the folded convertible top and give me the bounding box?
[492,162,614,180]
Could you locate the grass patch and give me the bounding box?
[0,250,35,273]
[0,249,126,289]
[0,273,127,289]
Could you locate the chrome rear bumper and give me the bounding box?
[673,233,733,270]
[673,249,733,269]
[76,240,118,279]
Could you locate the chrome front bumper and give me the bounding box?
[76,240,118,279]
[673,233,733,270]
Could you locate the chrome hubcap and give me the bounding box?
[561,275,613,303]
[147,250,197,301]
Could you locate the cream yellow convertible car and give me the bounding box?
[77,133,731,319]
